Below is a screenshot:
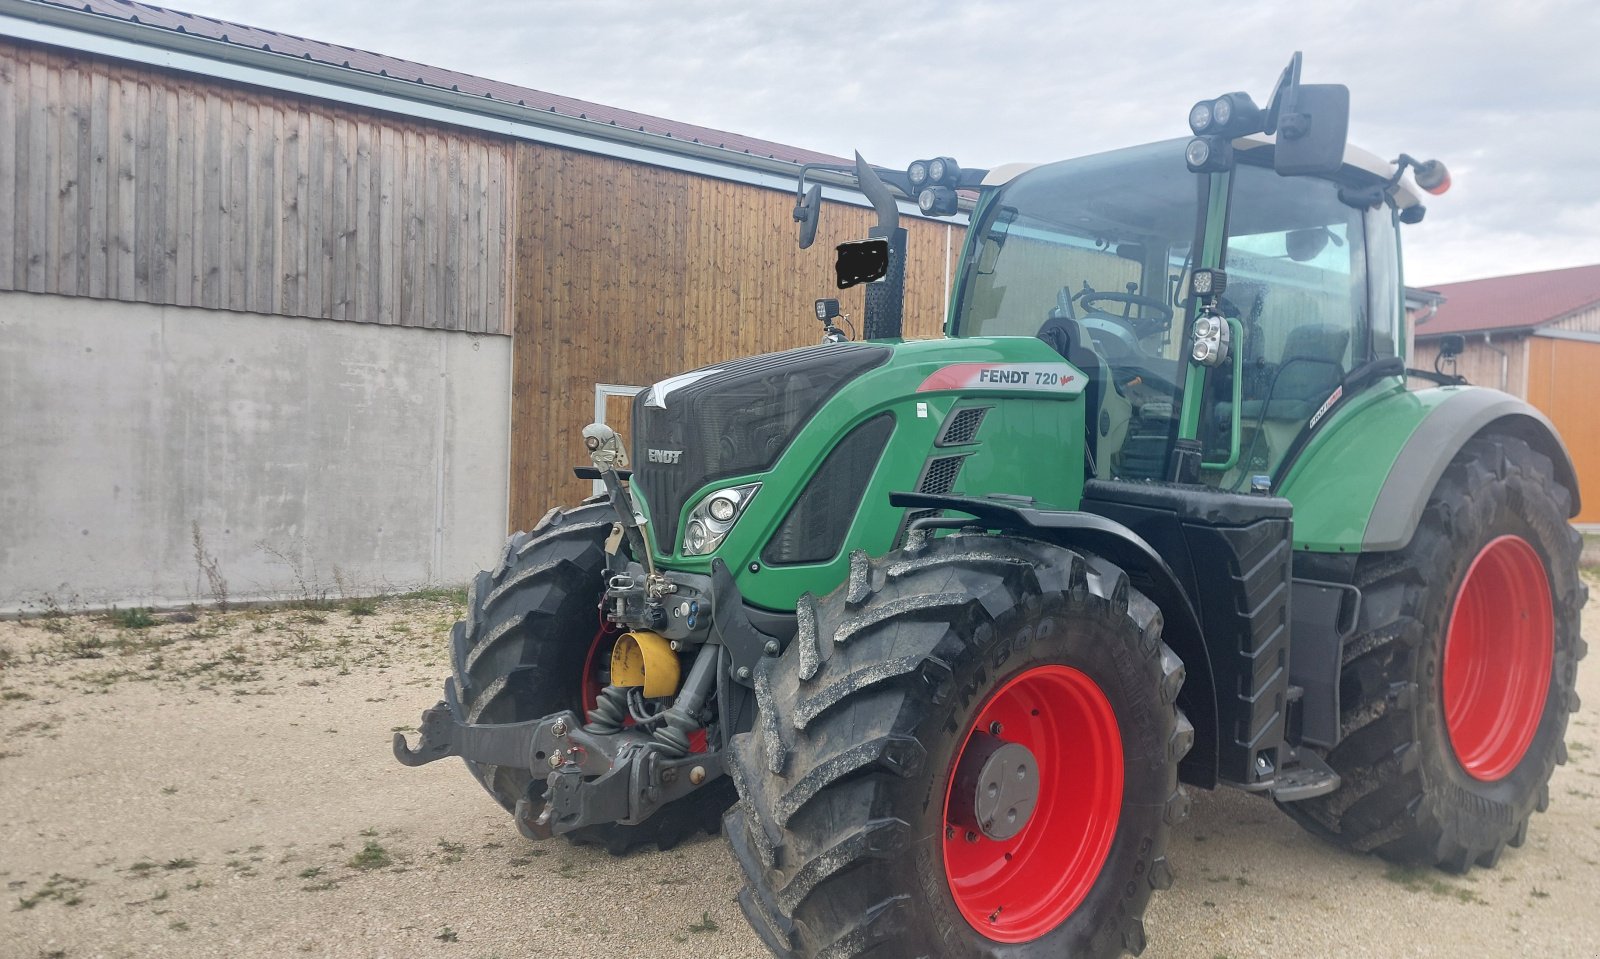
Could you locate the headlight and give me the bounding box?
[1188,101,1213,134]
[908,160,929,187]
[708,493,738,522]
[681,483,760,556]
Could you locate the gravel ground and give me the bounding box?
[2,578,1597,959]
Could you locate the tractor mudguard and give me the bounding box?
[888,492,1221,789]
[1279,383,1580,553]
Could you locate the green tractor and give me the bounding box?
[396,55,1587,958]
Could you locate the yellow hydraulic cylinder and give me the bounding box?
[609,630,682,698]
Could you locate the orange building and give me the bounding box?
[1411,264,1600,526]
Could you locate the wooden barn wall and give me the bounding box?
[1552,304,1600,334]
[0,39,513,332]
[509,141,963,527]
[1527,336,1600,525]
[1411,333,1528,396]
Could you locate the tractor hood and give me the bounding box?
[630,335,1090,610]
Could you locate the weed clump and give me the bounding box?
[347,840,392,871]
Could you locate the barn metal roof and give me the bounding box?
[14,0,847,168]
[1413,263,1600,338]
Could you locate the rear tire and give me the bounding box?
[450,500,733,855]
[1280,434,1587,870]
[725,534,1191,958]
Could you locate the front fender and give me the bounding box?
[1279,384,1580,553]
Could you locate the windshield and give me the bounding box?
[950,141,1202,481]
[951,140,1200,346]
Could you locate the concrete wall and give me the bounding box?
[0,292,510,612]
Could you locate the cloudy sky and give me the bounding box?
[166,0,1598,286]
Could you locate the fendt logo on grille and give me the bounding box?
[648,448,684,464]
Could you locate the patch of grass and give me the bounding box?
[397,585,469,606]
[346,598,378,617]
[162,857,198,871]
[15,874,89,910]
[687,911,719,933]
[1,690,32,702]
[127,860,160,876]
[436,839,466,863]
[112,607,157,629]
[347,840,392,871]
[435,926,458,943]
[1383,864,1483,904]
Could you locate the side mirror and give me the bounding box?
[1438,333,1466,358]
[835,238,890,289]
[795,184,822,250]
[1274,83,1349,176]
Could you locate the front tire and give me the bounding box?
[450,500,732,854]
[725,534,1191,958]
[1280,434,1588,870]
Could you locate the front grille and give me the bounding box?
[763,414,895,566]
[632,342,891,553]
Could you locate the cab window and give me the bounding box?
[1211,164,1368,487]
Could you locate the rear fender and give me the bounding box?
[1279,385,1579,553]
[1364,391,1579,549]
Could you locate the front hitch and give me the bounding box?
[393,701,725,838]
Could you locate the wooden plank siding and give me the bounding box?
[0,39,512,332]
[1411,334,1528,396]
[2,37,973,533]
[1526,336,1600,525]
[507,140,965,529]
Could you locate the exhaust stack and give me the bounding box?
[854,153,907,341]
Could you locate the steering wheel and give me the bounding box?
[1075,291,1173,330]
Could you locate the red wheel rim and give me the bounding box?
[1442,535,1553,782]
[942,665,1122,942]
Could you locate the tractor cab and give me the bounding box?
[949,134,1426,496]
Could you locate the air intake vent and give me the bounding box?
[936,407,988,446]
[896,453,971,539]
[762,414,895,566]
[919,455,968,495]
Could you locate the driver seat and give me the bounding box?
[1242,323,1350,422]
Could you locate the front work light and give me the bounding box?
[908,160,929,187]
[1189,309,1231,367]
[918,186,959,216]
[1185,136,1234,173]
[1190,269,1227,297]
[928,157,959,184]
[1190,93,1264,138]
